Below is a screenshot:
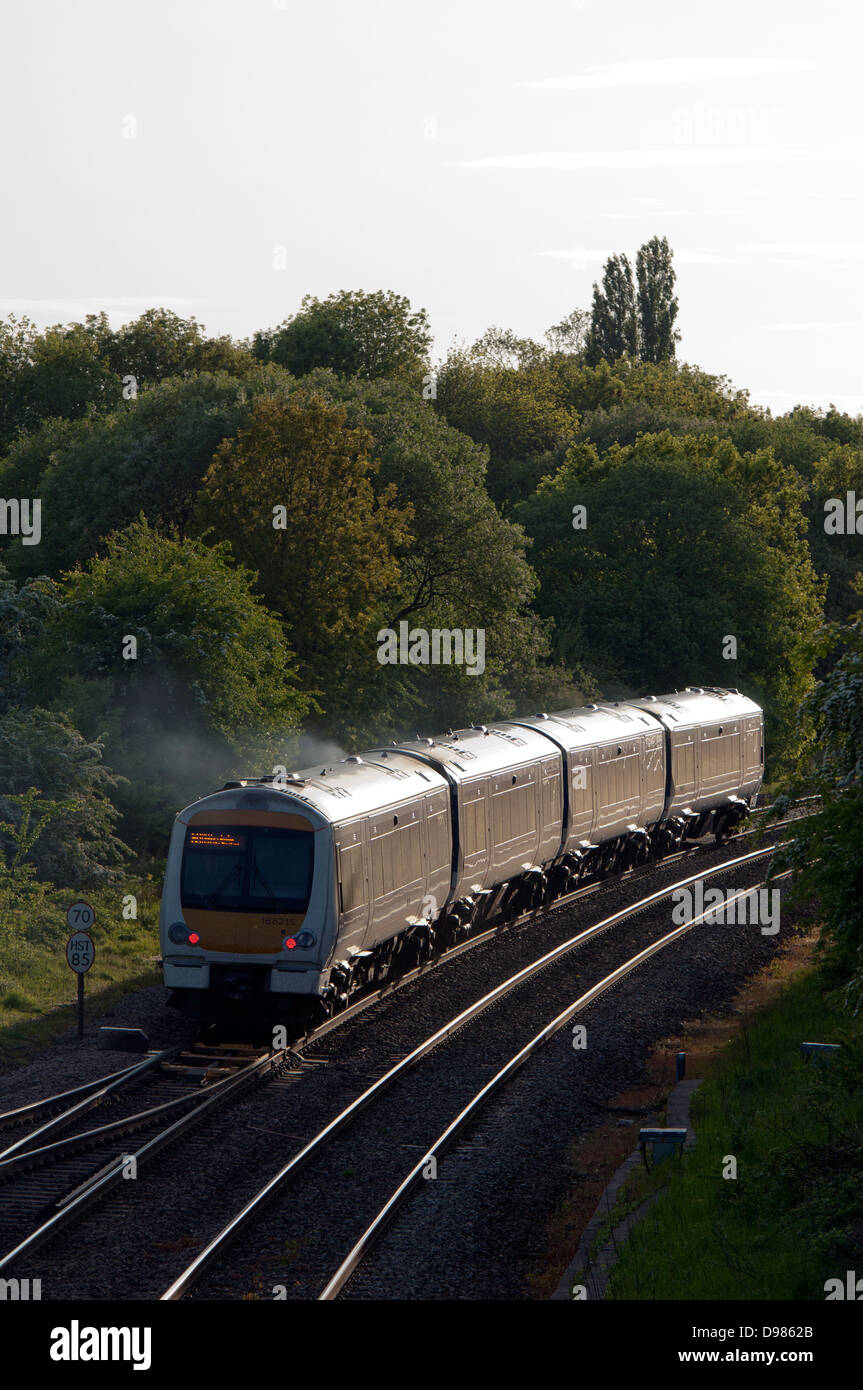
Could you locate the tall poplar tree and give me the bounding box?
[636,235,680,364]
[585,254,638,364]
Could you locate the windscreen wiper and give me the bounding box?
[203,861,242,909]
[253,864,278,904]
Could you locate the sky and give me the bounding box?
[2,0,863,415]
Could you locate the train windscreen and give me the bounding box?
[181,825,314,913]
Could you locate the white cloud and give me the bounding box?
[763,320,863,332]
[740,243,863,263]
[453,148,797,171]
[521,58,821,91]
[539,246,741,268]
[598,209,687,220]
[0,296,198,324]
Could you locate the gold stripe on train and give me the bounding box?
[183,908,307,955]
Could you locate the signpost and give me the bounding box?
[66,902,96,1038]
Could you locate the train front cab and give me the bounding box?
[160,789,336,1019]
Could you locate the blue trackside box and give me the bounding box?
[639,1127,687,1167]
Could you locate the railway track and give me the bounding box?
[319,867,795,1300]
[0,1051,174,1156]
[160,842,787,1301]
[0,815,800,1295]
[0,1043,287,1274]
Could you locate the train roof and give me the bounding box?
[180,751,451,826]
[509,702,660,750]
[630,687,762,729]
[180,687,762,826]
[381,722,559,781]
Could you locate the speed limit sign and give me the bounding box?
[66,901,96,932]
[66,932,95,974]
[65,902,96,1038]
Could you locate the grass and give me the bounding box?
[604,964,863,1300]
[0,874,163,1069]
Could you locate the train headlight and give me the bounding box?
[168,922,198,946]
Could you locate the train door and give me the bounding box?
[459,777,490,891]
[334,819,371,953]
[568,745,595,844]
[423,789,452,918]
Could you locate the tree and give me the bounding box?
[466,325,548,370]
[0,713,127,886]
[289,370,574,736]
[636,235,680,364]
[0,315,121,450]
[194,392,413,690]
[517,430,824,770]
[545,309,591,357]
[27,519,311,852]
[0,367,294,579]
[104,308,253,384]
[253,290,432,382]
[585,254,638,365]
[776,591,863,1008]
[433,350,579,509]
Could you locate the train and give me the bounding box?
[159,686,763,1025]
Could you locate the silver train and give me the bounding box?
[159,687,763,1022]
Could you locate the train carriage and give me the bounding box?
[160,687,764,1024]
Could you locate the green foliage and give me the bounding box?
[101,307,254,384]
[194,390,413,700]
[253,289,432,382]
[0,874,162,1038]
[777,595,863,1008]
[0,710,128,886]
[289,371,576,736]
[544,308,591,356]
[636,235,680,364]
[434,349,579,509]
[0,788,73,919]
[585,252,638,364]
[606,966,863,1300]
[0,562,61,706]
[517,430,823,769]
[1,286,860,891]
[0,315,120,451]
[586,238,680,366]
[0,367,294,578]
[0,309,254,461]
[25,519,311,852]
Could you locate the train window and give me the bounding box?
[182,824,314,913]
